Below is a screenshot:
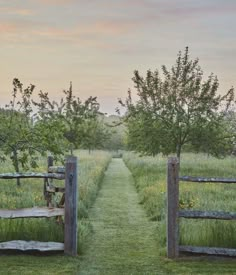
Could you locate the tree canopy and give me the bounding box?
[120,47,235,159]
[33,82,106,154]
[0,79,113,185]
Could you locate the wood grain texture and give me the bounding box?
[179,245,236,256]
[0,207,64,219]
[64,156,78,256]
[167,157,179,258]
[0,240,64,251]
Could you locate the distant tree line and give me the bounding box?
[120,47,236,160]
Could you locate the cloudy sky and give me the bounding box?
[0,0,236,114]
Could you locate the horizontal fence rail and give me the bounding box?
[0,172,65,180]
[0,207,64,219]
[167,157,236,258]
[0,241,64,251]
[179,210,236,220]
[179,246,236,257]
[48,166,65,174]
[179,176,236,183]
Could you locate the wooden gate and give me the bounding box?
[0,156,78,256]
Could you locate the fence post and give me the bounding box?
[167,157,179,258]
[47,156,54,168]
[64,156,78,256]
[44,156,54,207]
[47,156,53,190]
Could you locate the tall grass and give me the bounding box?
[123,152,236,255]
[0,150,112,253]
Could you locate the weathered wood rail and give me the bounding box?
[0,156,78,256]
[179,210,236,220]
[179,176,236,183]
[0,241,64,251]
[167,157,236,258]
[0,172,65,180]
[48,166,65,174]
[0,207,64,219]
[179,245,236,257]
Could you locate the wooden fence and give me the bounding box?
[0,156,78,256]
[167,157,236,258]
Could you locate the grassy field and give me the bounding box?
[0,150,111,274]
[123,152,236,254]
[1,151,236,274]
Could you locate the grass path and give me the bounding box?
[79,158,236,275]
[79,158,167,274]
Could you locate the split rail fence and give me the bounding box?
[167,157,236,258]
[0,156,78,256]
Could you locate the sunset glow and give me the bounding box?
[1,0,236,114]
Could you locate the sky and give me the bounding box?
[0,0,236,114]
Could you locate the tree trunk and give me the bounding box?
[176,144,181,163]
[70,143,73,155]
[13,150,20,186]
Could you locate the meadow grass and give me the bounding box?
[0,150,112,253]
[1,152,236,274]
[123,152,236,254]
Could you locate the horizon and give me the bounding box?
[1,0,236,115]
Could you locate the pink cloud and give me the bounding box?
[0,23,18,34]
[0,7,34,16]
[29,26,117,49]
[22,18,136,39]
[81,20,136,35]
[13,9,34,16]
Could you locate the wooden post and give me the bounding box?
[47,156,54,189]
[44,156,54,207]
[47,156,54,168]
[167,157,179,258]
[64,156,78,256]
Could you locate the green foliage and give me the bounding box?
[102,115,127,151]
[32,90,68,161]
[0,80,45,185]
[189,115,235,157]
[79,117,111,152]
[0,79,74,184]
[120,47,235,158]
[0,78,114,187]
[62,83,101,151]
[33,82,104,154]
